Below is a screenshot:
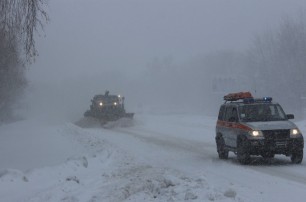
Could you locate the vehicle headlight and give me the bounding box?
[99,102,103,106]
[113,102,117,106]
[290,128,301,137]
[249,130,263,138]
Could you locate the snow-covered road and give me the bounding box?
[0,113,306,201]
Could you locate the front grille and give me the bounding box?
[262,129,290,141]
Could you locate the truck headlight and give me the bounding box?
[113,102,117,106]
[99,102,103,106]
[249,130,263,138]
[290,128,301,137]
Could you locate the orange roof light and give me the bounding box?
[224,92,253,101]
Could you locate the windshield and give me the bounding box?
[238,103,287,122]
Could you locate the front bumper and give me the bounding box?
[248,136,304,155]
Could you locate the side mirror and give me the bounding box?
[287,114,294,119]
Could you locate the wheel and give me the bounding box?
[216,136,229,159]
[237,138,251,165]
[291,149,303,164]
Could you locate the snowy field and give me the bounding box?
[0,113,306,202]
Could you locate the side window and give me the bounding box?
[218,105,225,120]
[231,107,238,121]
[225,106,238,122]
[224,106,233,122]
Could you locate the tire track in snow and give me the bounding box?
[113,127,306,186]
[111,127,216,160]
[247,162,306,185]
[221,155,306,185]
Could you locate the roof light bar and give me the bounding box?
[223,92,273,104]
[243,98,255,104]
[224,92,253,101]
[263,97,272,102]
[254,97,273,103]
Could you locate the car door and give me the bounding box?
[224,105,239,148]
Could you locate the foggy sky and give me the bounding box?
[24,0,306,121]
[29,0,306,81]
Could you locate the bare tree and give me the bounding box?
[0,0,49,62]
[0,28,26,121]
[0,0,48,121]
[247,12,306,118]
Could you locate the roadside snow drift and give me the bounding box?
[0,113,306,202]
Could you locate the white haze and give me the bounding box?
[25,0,306,122]
[2,1,306,201]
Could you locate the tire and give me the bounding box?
[216,136,229,159]
[237,138,251,165]
[291,149,303,164]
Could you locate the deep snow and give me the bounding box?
[0,113,306,202]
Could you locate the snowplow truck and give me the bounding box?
[84,91,134,124]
